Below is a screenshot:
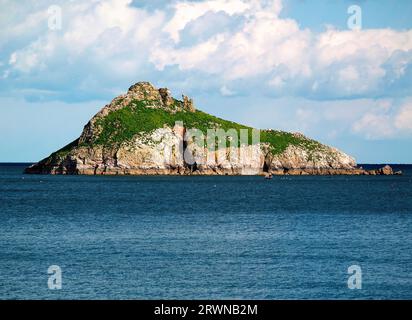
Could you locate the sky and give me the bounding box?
[0,0,412,163]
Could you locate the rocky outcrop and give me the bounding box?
[158,88,174,108]
[24,81,398,176]
[182,95,195,112]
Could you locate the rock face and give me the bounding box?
[25,81,397,176]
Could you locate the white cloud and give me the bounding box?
[1,0,166,99]
[395,102,412,131]
[153,1,308,81]
[151,34,225,71]
[8,53,17,65]
[352,99,412,139]
[338,66,359,82]
[150,1,412,98]
[1,0,412,103]
[352,113,395,139]
[220,85,236,96]
[163,0,250,43]
[234,96,412,141]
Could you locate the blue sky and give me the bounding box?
[1,0,412,163]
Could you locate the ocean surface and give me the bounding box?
[0,163,411,300]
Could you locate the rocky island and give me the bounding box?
[25,82,397,176]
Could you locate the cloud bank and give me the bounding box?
[2,0,412,99]
[1,0,412,145]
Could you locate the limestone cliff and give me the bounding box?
[25,82,394,176]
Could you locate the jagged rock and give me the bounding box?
[159,88,174,108]
[127,82,160,101]
[379,165,394,175]
[364,165,397,176]
[182,95,195,112]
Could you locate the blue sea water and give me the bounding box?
[0,164,411,300]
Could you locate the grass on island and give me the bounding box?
[92,99,325,155]
[54,98,327,159]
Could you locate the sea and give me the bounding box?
[0,163,411,300]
